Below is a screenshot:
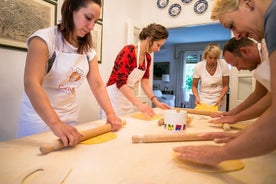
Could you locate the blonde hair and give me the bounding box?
[211,0,239,20]
[202,43,221,59]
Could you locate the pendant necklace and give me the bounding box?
[206,62,217,71]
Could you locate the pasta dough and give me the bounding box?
[195,103,218,112]
[80,132,117,144]
[173,152,244,173]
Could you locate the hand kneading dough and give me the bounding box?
[173,152,244,173]
[80,132,117,144]
[131,112,163,120]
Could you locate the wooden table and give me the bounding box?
[1,109,275,184]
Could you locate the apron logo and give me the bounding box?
[58,67,84,94]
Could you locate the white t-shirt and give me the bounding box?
[26,26,96,61]
[254,40,271,92]
[193,59,230,105]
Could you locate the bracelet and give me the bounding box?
[150,95,156,101]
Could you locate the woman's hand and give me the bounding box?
[210,111,227,118]
[173,145,223,165]
[173,131,241,165]
[49,121,82,147]
[156,102,171,109]
[198,131,241,143]
[106,113,123,131]
[215,98,222,107]
[137,103,155,117]
[152,98,171,110]
[209,115,239,125]
[195,97,201,105]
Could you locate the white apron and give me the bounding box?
[102,43,147,117]
[199,62,223,106]
[18,48,89,137]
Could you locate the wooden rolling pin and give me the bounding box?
[132,133,213,143]
[40,124,113,154]
[181,108,217,116]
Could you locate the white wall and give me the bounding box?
[0,0,214,141]
[0,48,26,140]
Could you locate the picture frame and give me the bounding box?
[99,0,104,21]
[92,22,103,63]
[0,0,57,50]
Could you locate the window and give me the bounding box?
[183,51,202,101]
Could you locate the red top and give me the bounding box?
[106,44,152,88]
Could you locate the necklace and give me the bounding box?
[206,62,217,71]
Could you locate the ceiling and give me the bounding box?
[165,23,231,45]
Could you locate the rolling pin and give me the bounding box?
[181,108,217,116]
[132,132,213,143]
[40,124,113,154]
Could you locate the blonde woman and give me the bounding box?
[192,43,230,110]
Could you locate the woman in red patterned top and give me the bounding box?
[103,23,171,117]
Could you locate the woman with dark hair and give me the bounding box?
[102,23,171,117]
[18,0,122,147]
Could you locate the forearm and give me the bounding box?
[222,107,276,161]
[192,86,200,101]
[234,93,271,122]
[140,79,156,101]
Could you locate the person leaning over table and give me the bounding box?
[192,43,230,110]
[17,0,122,147]
[101,23,171,118]
[210,37,271,126]
[174,0,276,165]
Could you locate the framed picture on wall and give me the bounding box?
[92,22,103,63]
[99,0,104,21]
[0,0,57,50]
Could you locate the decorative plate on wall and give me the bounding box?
[168,3,181,17]
[194,0,208,14]
[157,0,169,9]
[182,0,193,4]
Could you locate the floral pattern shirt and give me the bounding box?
[106,44,151,88]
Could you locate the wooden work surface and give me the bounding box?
[0,108,275,184]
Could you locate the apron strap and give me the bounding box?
[137,42,148,69]
[46,51,56,74]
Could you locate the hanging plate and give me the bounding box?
[182,0,193,4]
[194,0,208,14]
[168,3,181,17]
[157,0,169,9]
